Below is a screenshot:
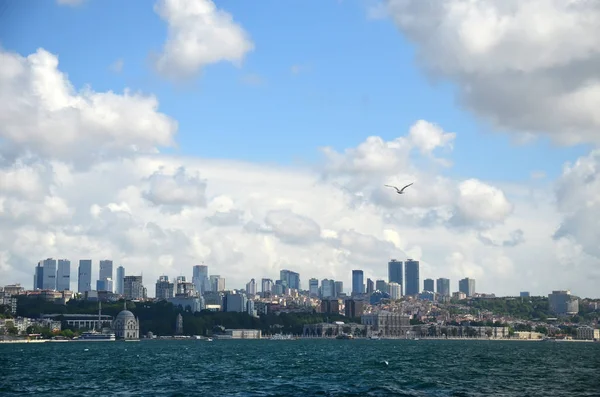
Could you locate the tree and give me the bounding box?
[7,326,18,335]
[485,329,493,338]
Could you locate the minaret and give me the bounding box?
[98,300,102,331]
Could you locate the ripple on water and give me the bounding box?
[0,339,599,396]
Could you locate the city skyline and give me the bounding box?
[2,1,600,298]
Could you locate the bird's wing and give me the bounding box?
[399,182,414,193]
[384,185,401,192]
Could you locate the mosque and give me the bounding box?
[112,301,140,340]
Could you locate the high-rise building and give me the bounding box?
[388,259,403,295]
[375,280,387,293]
[78,260,92,293]
[423,278,434,293]
[436,278,450,297]
[321,279,335,298]
[34,262,44,290]
[458,278,476,297]
[116,266,125,295]
[99,260,114,291]
[96,278,113,292]
[520,291,530,298]
[246,279,257,295]
[56,259,71,291]
[261,278,273,294]
[548,290,579,315]
[224,291,247,312]
[388,282,401,300]
[192,265,209,294]
[309,278,319,297]
[124,275,144,300]
[366,278,374,294]
[404,259,420,296]
[352,270,365,296]
[273,280,284,295]
[155,275,174,300]
[334,281,344,297]
[210,275,225,292]
[279,269,300,290]
[344,298,365,318]
[42,258,57,290]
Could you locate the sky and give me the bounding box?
[1,0,600,298]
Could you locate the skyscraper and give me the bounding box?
[334,281,344,297]
[388,282,401,300]
[279,269,300,290]
[375,279,387,293]
[458,278,476,297]
[124,275,144,300]
[155,275,174,300]
[366,278,374,294]
[192,265,209,294]
[436,278,450,297]
[42,258,57,290]
[423,278,434,293]
[261,278,273,294]
[116,266,125,295]
[56,259,71,291]
[404,259,420,296]
[351,270,364,296]
[388,259,403,295]
[321,279,335,298]
[99,260,114,291]
[78,260,92,293]
[309,278,319,297]
[34,262,44,290]
[246,279,257,295]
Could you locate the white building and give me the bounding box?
[112,303,139,340]
[388,282,402,300]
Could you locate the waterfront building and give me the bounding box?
[361,311,411,338]
[221,329,261,339]
[576,326,600,340]
[112,302,139,340]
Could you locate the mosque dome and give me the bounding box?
[116,310,135,320]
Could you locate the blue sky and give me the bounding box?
[0,0,589,182]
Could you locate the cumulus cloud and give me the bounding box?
[143,166,207,211]
[153,0,254,80]
[380,0,600,145]
[1,47,597,297]
[0,48,177,169]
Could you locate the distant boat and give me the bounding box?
[75,331,116,342]
[206,338,213,342]
[336,333,354,340]
[369,335,381,340]
[270,334,295,341]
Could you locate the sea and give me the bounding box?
[1,339,599,396]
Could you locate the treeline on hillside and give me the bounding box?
[463,297,599,322]
[16,296,356,336]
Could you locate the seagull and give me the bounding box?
[384,183,413,194]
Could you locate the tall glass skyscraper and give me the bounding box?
[436,278,450,297]
[116,266,125,295]
[351,270,364,296]
[388,259,403,295]
[404,259,420,296]
[57,259,71,291]
[78,259,92,293]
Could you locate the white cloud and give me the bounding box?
[380,0,600,145]
[1,48,598,298]
[0,48,177,169]
[153,0,254,80]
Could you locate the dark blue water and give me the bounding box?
[1,339,599,396]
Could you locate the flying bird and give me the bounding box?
[385,183,413,194]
